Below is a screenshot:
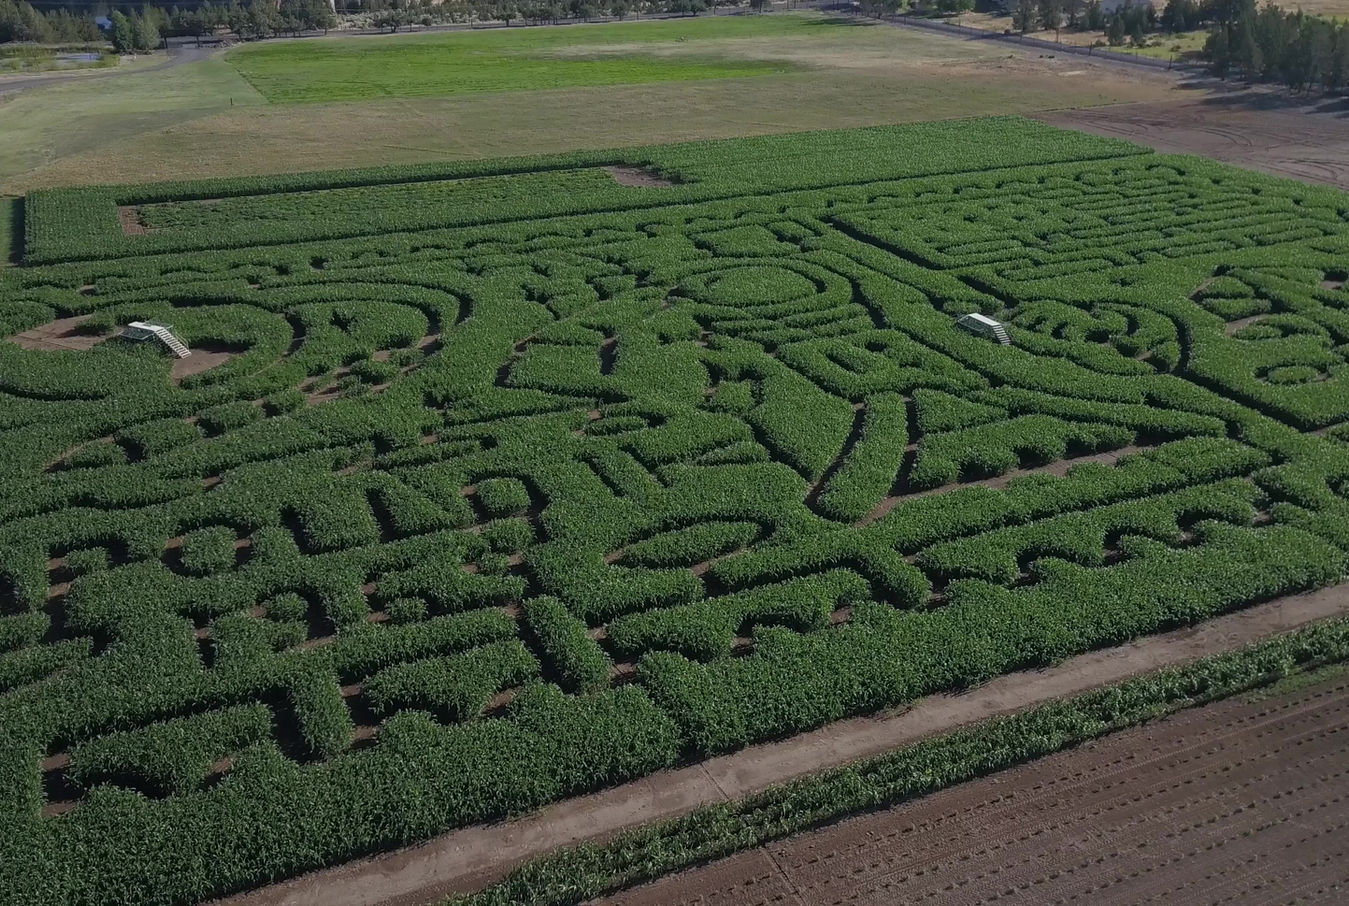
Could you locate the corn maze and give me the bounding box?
[1,118,1348,906]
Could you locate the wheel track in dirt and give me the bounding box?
[785,726,1349,896]
[596,674,1349,906]
[779,702,1349,899]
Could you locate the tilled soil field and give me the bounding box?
[594,672,1349,906]
[1037,97,1349,191]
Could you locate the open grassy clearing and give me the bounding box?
[1278,0,1349,17]
[0,15,1184,193]
[0,56,264,191]
[1,117,1348,906]
[225,16,828,103]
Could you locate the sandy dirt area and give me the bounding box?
[8,315,102,351]
[1038,95,1349,191]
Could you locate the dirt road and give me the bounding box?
[595,670,1349,906]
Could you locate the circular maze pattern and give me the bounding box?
[1,120,1348,906]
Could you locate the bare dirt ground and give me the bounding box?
[117,205,149,236]
[171,347,237,381]
[8,315,103,351]
[597,670,1349,906]
[605,166,677,188]
[1037,95,1349,191]
[210,581,1349,906]
[9,316,236,379]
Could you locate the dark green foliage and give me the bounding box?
[60,440,128,470]
[262,592,308,622]
[116,419,202,459]
[523,597,611,694]
[480,518,535,553]
[610,570,866,662]
[350,358,400,385]
[69,704,273,797]
[617,521,758,569]
[3,120,1349,906]
[262,389,306,416]
[363,640,540,722]
[197,401,262,436]
[815,393,907,521]
[178,526,237,576]
[63,548,110,577]
[474,478,531,518]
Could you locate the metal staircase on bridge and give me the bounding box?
[122,321,192,358]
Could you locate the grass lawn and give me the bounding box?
[226,16,827,103]
[1122,29,1209,59]
[0,13,1184,193]
[0,57,264,190]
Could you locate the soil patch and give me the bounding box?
[208,580,1349,906]
[171,347,238,382]
[1036,97,1349,192]
[598,671,1349,906]
[605,166,676,188]
[116,205,149,236]
[8,314,105,351]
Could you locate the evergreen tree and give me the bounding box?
[1085,0,1104,28]
[109,9,135,51]
[1014,0,1037,32]
[1205,22,1232,73]
[1106,11,1125,42]
[1039,0,1063,34]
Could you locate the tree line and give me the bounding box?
[0,0,101,43]
[952,0,1349,93]
[1204,0,1349,91]
[0,0,762,45]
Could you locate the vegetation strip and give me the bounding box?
[451,614,1349,906]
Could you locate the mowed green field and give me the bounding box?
[0,13,1184,193]
[226,16,821,102]
[2,119,1349,906]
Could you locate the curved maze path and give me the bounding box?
[0,121,1348,906]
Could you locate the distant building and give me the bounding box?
[94,15,112,30]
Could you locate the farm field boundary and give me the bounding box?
[580,633,1349,906]
[1037,98,1349,193]
[0,15,1188,195]
[2,117,1349,906]
[21,118,1147,263]
[214,584,1349,906]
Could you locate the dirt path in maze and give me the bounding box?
[209,579,1349,906]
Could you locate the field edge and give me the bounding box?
[450,605,1349,906]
